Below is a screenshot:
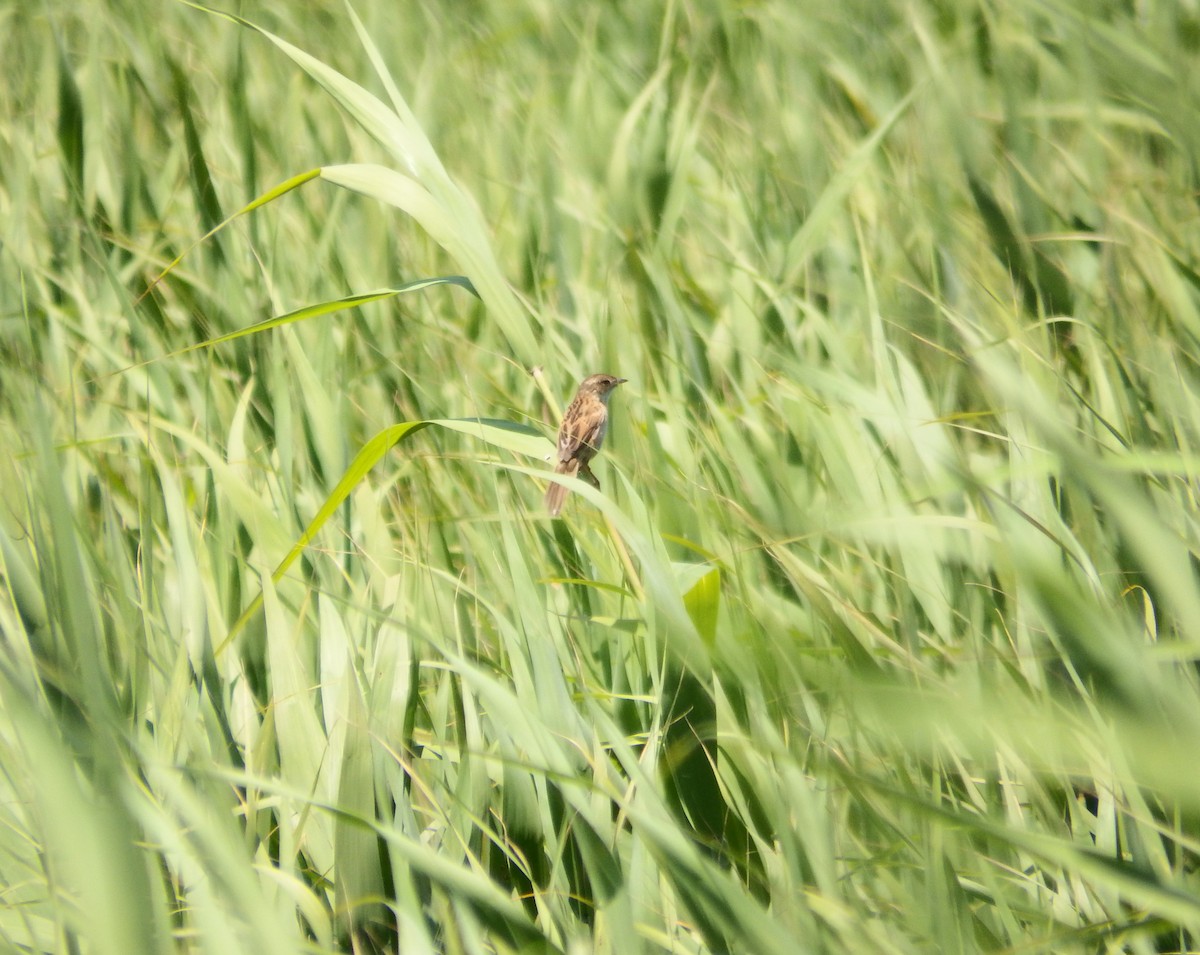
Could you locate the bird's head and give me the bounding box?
[580,373,627,401]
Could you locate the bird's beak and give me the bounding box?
[615,378,628,385]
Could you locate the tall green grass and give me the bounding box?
[3,0,1200,951]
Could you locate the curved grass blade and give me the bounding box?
[782,84,919,286]
[219,418,550,653]
[182,0,539,364]
[137,168,322,304]
[171,278,475,359]
[120,276,477,380]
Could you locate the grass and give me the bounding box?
[3,0,1200,952]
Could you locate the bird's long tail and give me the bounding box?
[545,460,580,517]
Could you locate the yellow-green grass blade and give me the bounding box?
[220,418,550,651]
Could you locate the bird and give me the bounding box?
[545,373,627,517]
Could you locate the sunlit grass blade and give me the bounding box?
[220,418,549,651]
[185,1,540,365]
[136,169,322,303]
[127,277,478,371]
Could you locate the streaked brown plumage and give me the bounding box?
[545,373,627,516]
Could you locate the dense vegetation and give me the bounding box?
[3,1,1200,952]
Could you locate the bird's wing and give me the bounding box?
[558,409,603,463]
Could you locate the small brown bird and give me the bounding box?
[545,373,627,516]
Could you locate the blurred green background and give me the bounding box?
[3,1,1200,952]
